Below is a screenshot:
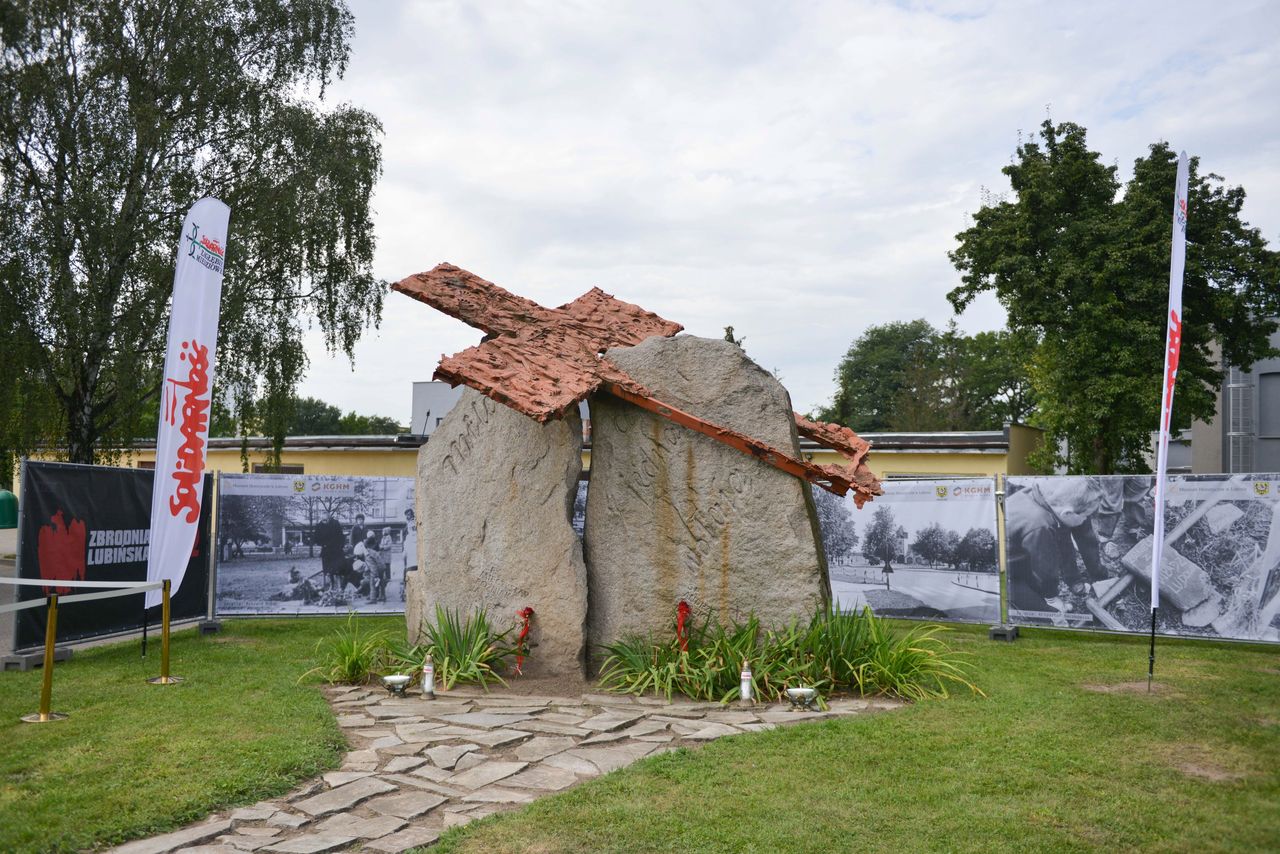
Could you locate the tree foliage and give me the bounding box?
[282,396,402,436]
[0,0,384,465]
[817,320,1035,432]
[949,119,1279,473]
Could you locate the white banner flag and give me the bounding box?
[146,197,230,608]
[1150,152,1189,610]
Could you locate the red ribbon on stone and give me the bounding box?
[515,607,534,674]
[676,600,691,652]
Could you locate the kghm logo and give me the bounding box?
[1176,196,1188,230]
[1255,482,1271,497]
[186,222,225,274]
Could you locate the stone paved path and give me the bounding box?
[110,686,902,854]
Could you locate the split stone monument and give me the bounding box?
[394,263,881,675]
[586,335,829,648]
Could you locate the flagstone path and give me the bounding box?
[110,685,902,854]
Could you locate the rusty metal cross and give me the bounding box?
[393,263,880,504]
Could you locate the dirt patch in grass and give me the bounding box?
[1082,680,1175,695]
[1155,743,1255,783]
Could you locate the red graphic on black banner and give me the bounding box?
[15,461,211,649]
[36,509,87,595]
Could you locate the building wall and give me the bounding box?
[1005,424,1044,475]
[12,447,419,499]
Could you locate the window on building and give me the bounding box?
[1260,372,1280,437]
[252,463,305,474]
[137,461,155,469]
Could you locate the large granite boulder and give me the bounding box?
[585,335,829,655]
[408,388,588,677]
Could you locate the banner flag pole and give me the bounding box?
[1149,151,1190,690]
[145,198,230,611]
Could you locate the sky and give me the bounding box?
[296,0,1280,425]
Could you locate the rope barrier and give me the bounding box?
[0,577,159,588]
[0,580,162,614]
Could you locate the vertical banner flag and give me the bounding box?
[146,197,231,608]
[1150,153,1189,609]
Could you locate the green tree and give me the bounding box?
[949,120,1279,473]
[0,1,384,465]
[336,411,402,435]
[818,320,936,431]
[818,320,1034,432]
[289,397,344,436]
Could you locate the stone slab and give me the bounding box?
[586,335,828,648]
[363,825,443,853]
[315,813,408,839]
[513,735,577,762]
[440,711,532,727]
[425,742,479,769]
[447,760,528,790]
[409,388,588,677]
[503,764,580,791]
[364,790,448,819]
[461,786,536,804]
[261,834,356,854]
[382,756,427,774]
[109,819,233,854]
[292,777,396,817]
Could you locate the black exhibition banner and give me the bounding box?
[15,461,211,649]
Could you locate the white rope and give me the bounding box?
[0,578,158,589]
[0,581,163,614]
[0,598,47,615]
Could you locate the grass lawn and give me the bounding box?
[434,625,1280,853]
[0,616,401,853]
[1,618,1276,853]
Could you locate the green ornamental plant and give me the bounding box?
[418,605,517,690]
[599,604,982,704]
[300,612,390,685]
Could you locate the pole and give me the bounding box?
[22,594,67,723]
[1147,608,1157,692]
[147,579,183,684]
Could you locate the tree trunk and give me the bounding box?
[65,385,98,464]
[1091,434,1111,475]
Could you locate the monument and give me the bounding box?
[393,263,881,675]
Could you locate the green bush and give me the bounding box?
[599,605,982,704]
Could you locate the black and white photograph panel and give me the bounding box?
[819,478,1000,623]
[215,474,416,615]
[1004,474,1280,642]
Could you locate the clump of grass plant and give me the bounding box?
[598,604,982,704]
[418,605,517,690]
[301,612,391,684]
[302,607,521,690]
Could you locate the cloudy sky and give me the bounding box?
[297,0,1280,424]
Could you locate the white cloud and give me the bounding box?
[298,0,1280,423]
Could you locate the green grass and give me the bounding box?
[435,625,1280,853]
[0,616,401,853]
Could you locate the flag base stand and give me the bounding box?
[147,675,184,685]
[988,624,1019,642]
[21,711,68,723]
[198,620,222,635]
